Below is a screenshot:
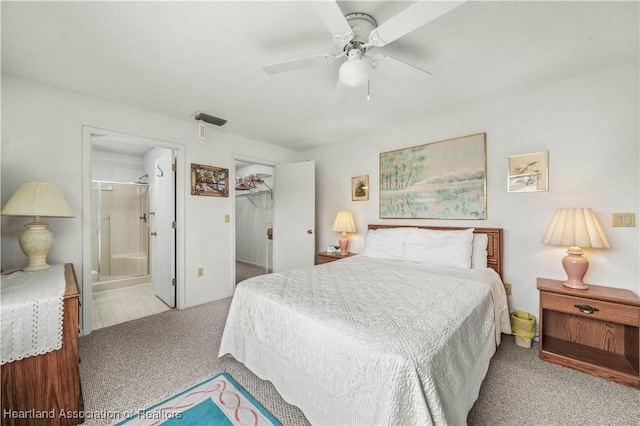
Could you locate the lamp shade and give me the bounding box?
[541,208,609,290]
[1,181,74,218]
[332,211,357,233]
[541,208,609,249]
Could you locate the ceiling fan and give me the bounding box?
[262,1,465,92]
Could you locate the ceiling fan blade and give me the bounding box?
[262,54,336,75]
[309,1,354,44]
[367,1,465,47]
[370,54,432,85]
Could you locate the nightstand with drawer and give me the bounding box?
[316,252,356,265]
[1,263,83,425]
[537,277,640,389]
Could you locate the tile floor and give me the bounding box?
[91,283,172,330]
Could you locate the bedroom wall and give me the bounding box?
[305,61,639,322]
[1,74,299,332]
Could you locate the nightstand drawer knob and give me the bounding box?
[575,304,599,314]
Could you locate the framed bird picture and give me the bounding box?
[508,151,549,192]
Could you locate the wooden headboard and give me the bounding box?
[367,225,504,280]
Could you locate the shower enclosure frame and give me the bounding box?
[92,179,150,283]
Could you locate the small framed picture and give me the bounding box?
[352,175,369,201]
[191,163,229,197]
[508,151,549,193]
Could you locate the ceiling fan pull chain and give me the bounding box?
[367,80,371,101]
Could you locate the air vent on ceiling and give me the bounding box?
[194,112,227,127]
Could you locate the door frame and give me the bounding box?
[82,126,186,335]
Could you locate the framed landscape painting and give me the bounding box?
[191,163,229,197]
[379,133,486,219]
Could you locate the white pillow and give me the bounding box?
[402,228,474,268]
[360,228,415,260]
[471,233,489,269]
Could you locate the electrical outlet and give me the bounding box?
[197,267,204,277]
[503,282,512,295]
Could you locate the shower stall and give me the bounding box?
[91,180,150,290]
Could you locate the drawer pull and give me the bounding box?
[575,304,599,314]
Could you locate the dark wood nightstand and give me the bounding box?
[316,251,356,265]
[537,277,640,389]
[1,264,83,424]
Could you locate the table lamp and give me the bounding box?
[331,211,357,256]
[1,181,74,271]
[541,208,610,290]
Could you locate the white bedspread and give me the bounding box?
[219,256,510,425]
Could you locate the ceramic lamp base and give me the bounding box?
[338,232,349,256]
[562,247,589,290]
[19,221,53,272]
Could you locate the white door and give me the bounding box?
[273,160,315,272]
[152,151,176,307]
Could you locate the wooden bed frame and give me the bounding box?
[367,225,504,280]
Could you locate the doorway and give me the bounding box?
[235,160,274,284]
[88,134,175,330]
[233,159,316,281]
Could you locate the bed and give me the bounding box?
[219,225,510,425]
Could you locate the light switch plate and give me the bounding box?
[612,213,636,227]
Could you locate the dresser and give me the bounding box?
[537,277,640,389]
[1,263,83,425]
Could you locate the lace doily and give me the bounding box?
[1,264,66,365]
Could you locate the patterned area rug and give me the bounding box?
[114,372,281,426]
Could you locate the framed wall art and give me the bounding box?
[191,163,229,197]
[508,151,549,193]
[379,133,486,219]
[351,175,369,201]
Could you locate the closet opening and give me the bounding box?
[235,161,274,284]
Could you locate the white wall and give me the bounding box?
[3,61,638,331]
[306,61,639,320]
[1,74,299,332]
[92,150,146,182]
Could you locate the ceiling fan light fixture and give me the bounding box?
[339,50,370,88]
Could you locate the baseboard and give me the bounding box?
[236,259,270,270]
[92,275,151,292]
[183,293,234,309]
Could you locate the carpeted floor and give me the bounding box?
[236,261,269,284]
[79,298,640,426]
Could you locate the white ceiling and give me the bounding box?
[2,1,638,152]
